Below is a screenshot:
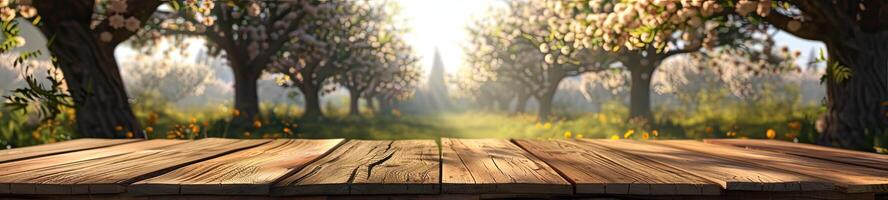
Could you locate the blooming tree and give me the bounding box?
[463,0,615,121]
[335,35,420,117]
[546,0,887,150]
[325,2,419,117]
[268,0,394,120]
[0,0,214,138]
[364,40,422,117]
[139,0,325,124]
[542,0,770,124]
[122,54,214,103]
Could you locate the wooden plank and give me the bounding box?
[273,140,439,196]
[0,138,268,195]
[580,139,836,192]
[705,139,888,171]
[440,138,571,194]
[653,140,888,193]
[0,139,186,194]
[0,139,140,164]
[513,139,719,195]
[129,139,345,195]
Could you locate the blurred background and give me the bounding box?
[2,0,880,153]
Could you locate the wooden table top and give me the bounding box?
[0,138,885,199]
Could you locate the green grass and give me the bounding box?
[2,98,883,154]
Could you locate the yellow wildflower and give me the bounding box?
[766,129,776,139]
[623,129,635,138]
[146,112,158,126]
[874,146,888,154]
[652,130,659,137]
[641,132,650,140]
[610,135,620,140]
[787,121,802,130]
[543,122,552,129]
[125,131,134,138]
[283,127,292,135]
[564,131,572,138]
[576,134,584,139]
[145,126,154,134]
[535,122,542,129]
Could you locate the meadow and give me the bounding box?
[2,97,849,153]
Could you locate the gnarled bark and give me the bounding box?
[46,22,141,138]
[34,0,160,138]
[819,33,888,150]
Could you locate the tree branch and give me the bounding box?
[762,8,823,41]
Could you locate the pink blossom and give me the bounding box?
[109,14,125,29]
[124,16,140,31]
[99,31,113,42]
[109,0,128,13]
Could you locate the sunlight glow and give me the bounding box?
[395,0,503,76]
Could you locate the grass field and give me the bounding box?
[3,99,882,154]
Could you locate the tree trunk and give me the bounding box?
[628,60,657,124]
[514,93,530,114]
[348,89,361,117]
[299,83,324,120]
[364,96,376,113]
[537,85,559,122]
[377,95,393,116]
[495,95,511,112]
[233,70,260,124]
[819,33,888,151]
[40,21,141,138]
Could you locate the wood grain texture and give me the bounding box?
[513,139,719,195]
[129,139,345,195]
[0,138,268,195]
[440,138,571,194]
[705,139,888,171]
[0,139,186,194]
[653,140,888,193]
[273,140,439,196]
[0,139,140,164]
[580,139,836,192]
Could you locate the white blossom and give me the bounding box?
[0,7,15,22]
[12,36,24,47]
[17,5,35,18]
